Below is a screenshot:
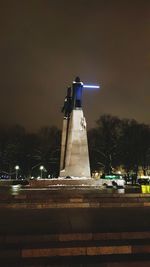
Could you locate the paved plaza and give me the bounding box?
[1,185,150,266]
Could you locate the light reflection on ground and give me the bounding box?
[0,183,144,198]
[9,185,142,196]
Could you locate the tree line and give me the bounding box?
[0,125,61,178]
[88,114,150,177]
[0,114,150,178]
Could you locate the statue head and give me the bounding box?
[75,76,80,83]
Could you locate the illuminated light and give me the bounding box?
[105,175,122,180]
[73,81,84,85]
[11,184,21,196]
[141,185,150,194]
[14,165,20,180]
[83,85,100,89]
[40,165,44,170]
[39,165,44,178]
[15,165,19,170]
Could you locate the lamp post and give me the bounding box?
[40,165,44,179]
[15,165,19,180]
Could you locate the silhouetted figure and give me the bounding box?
[61,87,72,118]
[72,76,83,108]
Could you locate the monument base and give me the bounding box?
[60,109,91,178]
[29,178,96,188]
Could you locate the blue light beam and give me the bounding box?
[83,84,100,89]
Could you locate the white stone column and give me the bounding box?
[59,109,91,178]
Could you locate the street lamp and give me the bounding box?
[15,165,19,180]
[39,165,44,178]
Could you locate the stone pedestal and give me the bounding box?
[60,109,91,178]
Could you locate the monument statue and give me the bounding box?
[61,87,72,118]
[60,77,99,178]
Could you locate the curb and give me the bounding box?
[1,231,150,244]
[1,202,150,209]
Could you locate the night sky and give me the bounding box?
[0,0,150,132]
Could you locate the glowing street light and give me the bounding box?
[14,165,19,180]
[40,165,44,178]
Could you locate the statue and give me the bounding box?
[72,76,83,108]
[60,77,99,177]
[61,87,72,118]
[61,76,83,119]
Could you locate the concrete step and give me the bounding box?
[1,255,150,267]
[1,232,150,259]
[1,199,150,209]
[1,189,150,209]
[1,231,150,245]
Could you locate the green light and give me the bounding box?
[104,175,122,180]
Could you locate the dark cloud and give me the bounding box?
[0,0,150,131]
